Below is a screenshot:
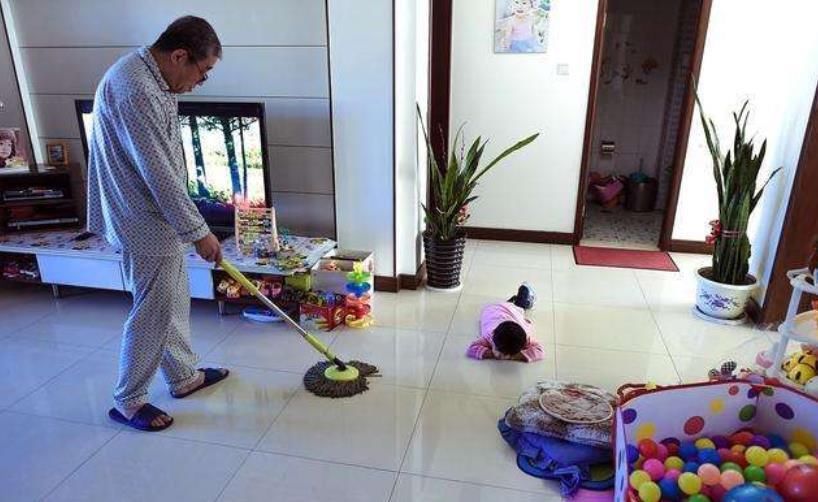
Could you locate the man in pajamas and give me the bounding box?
[86,16,229,431]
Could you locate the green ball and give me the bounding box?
[720,462,742,473]
[744,465,766,483]
[688,495,711,502]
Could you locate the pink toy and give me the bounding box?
[643,458,664,481]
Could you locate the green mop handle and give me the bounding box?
[218,259,346,370]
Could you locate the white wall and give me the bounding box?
[328,0,395,276]
[672,0,818,297]
[449,0,599,232]
[3,0,335,237]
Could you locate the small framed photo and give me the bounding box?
[46,141,69,165]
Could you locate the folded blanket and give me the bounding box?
[503,381,615,449]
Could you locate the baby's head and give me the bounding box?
[492,321,527,356]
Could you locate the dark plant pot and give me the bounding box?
[625,177,658,212]
[423,231,466,290]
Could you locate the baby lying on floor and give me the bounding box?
[466,283,545,362]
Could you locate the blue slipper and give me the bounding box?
[108,404,173,432]
[171,368,230,399]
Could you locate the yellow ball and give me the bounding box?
[678,472,702,495]
[731,445,747,454]
[630,470,651,490]
[768,448,790,464]
[800,455,818,466]
[696,438,717,450]
[790,442,810,459]
[745,446,770,467]
[638,481,661,502]
[665,456,685,471]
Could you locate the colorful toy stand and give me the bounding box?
[766,268,818,386]
[614,381,818,501]
[344,262,374,328]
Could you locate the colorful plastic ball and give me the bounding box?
[783,459,802,472]
[698,464,722,486]
[710,484,727,502]
[779,465,818,501]
[721,462,742,473]
[751,435,772,450]
[765,463,786,485]
[767,434,787,449]
[678,472,703,495]
[699,449,722,465]
[789,442,809,459]
[744,464,766,483]
[729,451,749,468]
[684,461,702,473]
[720,470,745,490]
[800,455,818,466]
[718,448,733,462]
[665,468,681,482]
[680,442,699,461]
[665,456,684,471]
[643,458,665,481]
[659,478,681,500]
[731,432,754,446]
[689,495,712,502]
[731,444,747,454]
[696,438,717,450]
[767,448,790,464]
[630,470,651,489]
[639,439,659,459]
[746,446,770,467]
[722,484,783,502]
[638,480,662,502]
[627,444,640,464]
[712,435,730,449]
[655,443,669,462]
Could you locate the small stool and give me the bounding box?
[766,268,818,383]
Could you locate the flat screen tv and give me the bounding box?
[76,100,271,235]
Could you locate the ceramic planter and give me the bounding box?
[695,266,757,320]
[423,231,466,291]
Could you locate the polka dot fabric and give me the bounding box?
[614,382,818,501]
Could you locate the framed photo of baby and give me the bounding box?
[0,127,28,168]
[494,0,551,54]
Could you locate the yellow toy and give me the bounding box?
[781,348,818,385]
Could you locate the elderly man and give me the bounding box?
[87,16,229,431]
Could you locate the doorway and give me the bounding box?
[575,0,711,250]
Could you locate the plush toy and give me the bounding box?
[226,283,241,299]
[217,279,232,295]
[708,361,738,382]
[780,348,818,386]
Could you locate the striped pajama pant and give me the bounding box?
[114,251,200,408]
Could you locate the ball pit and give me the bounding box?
[627,429,818,501]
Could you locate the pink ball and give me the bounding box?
[720,470,744,490]
[655,443,669,462]
[644,458,665,481]
[665,468,681,482]
[784,459,802,471]
[710,483,727,502]
[765,462,786,485]
[698,463,721,486]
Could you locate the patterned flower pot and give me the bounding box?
[423,231,466,291]
[695,267,757,320]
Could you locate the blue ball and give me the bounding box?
[679,442,699,461]
[626,444,639,464]
[659,478,681,501]
[723,483,784,502]
[698,448,721,465]
[767,434,787,449]
[683,461,701,473]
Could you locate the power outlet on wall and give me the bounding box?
[556,64,570,76]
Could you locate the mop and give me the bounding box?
[219,260,379,398]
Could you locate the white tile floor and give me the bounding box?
[0,241,774,501]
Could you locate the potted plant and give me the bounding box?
[694,94,781,321]
[417,105,538,290]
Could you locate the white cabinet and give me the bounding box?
[37,254,125,291]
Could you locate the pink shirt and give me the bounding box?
[466,302,545,362]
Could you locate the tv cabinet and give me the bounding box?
[0,164,82,234]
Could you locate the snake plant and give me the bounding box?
[417,105,539,241]
[695,92,781,285]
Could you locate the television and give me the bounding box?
[76,99,271,235]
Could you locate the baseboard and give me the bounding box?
[374,275,399,293]
[668,239,714,254]
[398,261,426,290]
[463,227,573,245]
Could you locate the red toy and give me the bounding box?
[779,464,818,501]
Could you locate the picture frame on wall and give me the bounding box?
[494,0,551,54]
[46,141,69,165]
[0,127,29,168]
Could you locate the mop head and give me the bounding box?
[303,360,379,398]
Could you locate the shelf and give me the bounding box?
[0,198,74,208]
[779,310,818,345]
[0,275,42,285]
